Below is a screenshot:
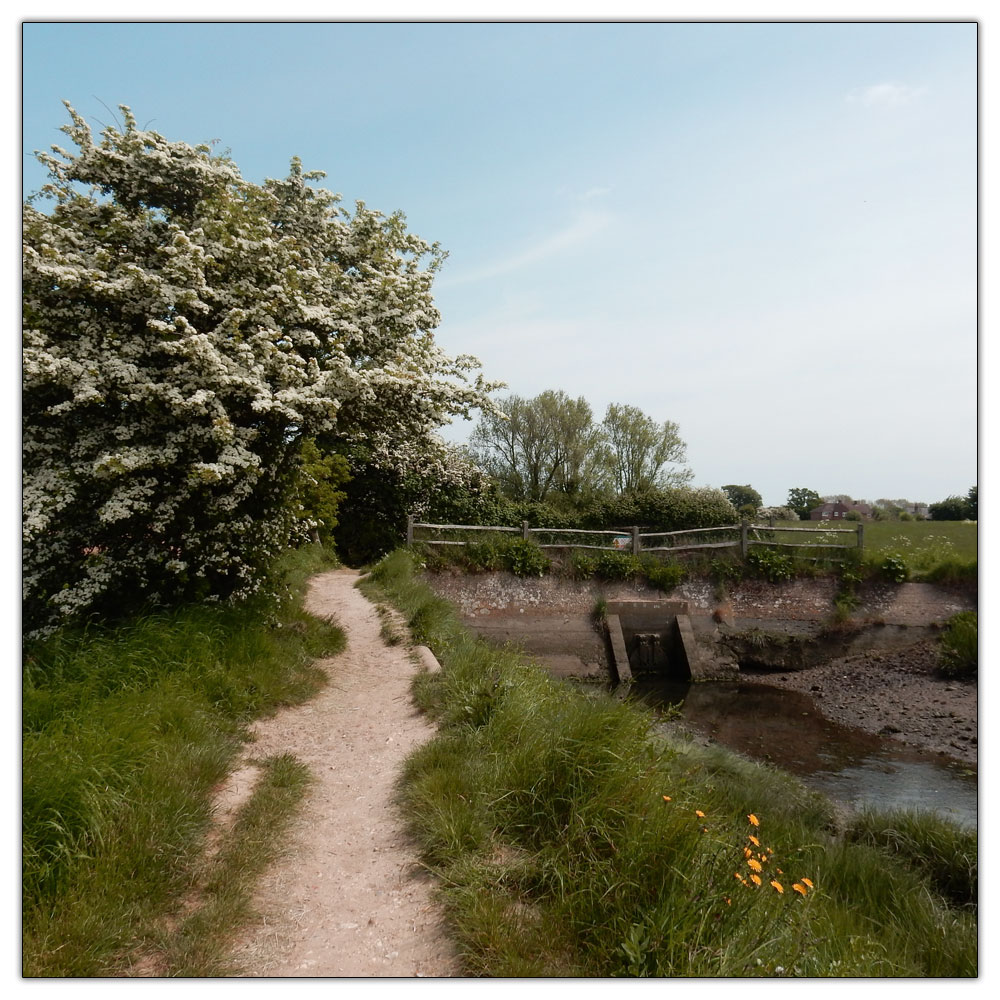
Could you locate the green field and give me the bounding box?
[766,520,977,578]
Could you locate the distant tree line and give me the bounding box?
[468,391,692,503]
[929,486,977,521]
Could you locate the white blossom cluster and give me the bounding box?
[758,507,799,522]
[23,104,501,633]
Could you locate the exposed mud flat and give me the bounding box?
[738,637,977,768]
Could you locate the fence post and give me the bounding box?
[857,522,864,553]
[631,525,640,556]
[740,519,749,558]
[522,520,530,542]
[406,514,414,546]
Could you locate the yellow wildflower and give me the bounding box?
[800,878,814,889]
[695,809,706,818]
[750,873,762,886]
[748,814,760,827]
[748,835,760,847]
[792,883,807,896]
[748,858,763,873]
[743,847,753,858]
[771,880,784,894]
[662,795,672,802]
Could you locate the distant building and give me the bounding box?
[847,502,873,519]
[810,502,850,520]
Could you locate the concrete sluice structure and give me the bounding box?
[605,600,739,687]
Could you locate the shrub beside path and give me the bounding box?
[228,568,458,977]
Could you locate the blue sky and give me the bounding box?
[21,18,978,508]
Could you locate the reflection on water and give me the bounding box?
[632,679,977,829]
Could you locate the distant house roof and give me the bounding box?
[810,502,850,520]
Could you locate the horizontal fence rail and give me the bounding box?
[408,516,863,559]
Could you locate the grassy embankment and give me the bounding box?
[22,544,344,978]
[362,548,977,977]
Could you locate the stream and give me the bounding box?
[631,678,977,829]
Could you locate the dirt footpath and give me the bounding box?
[227,568,458,978]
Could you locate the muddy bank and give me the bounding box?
[739,638,977,769]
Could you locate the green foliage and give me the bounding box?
[640,557,687,592]
[937,612,977,680]
[334,442,511,565]
[455,534,549,577]
[569,550,599,580]
[832,591,860,622]
[363,550,977,978]
[878,553,910,583]
[584,486,737,532]
[588,549,640,580]
[291,438,351,543]
[929,495,973,521]
[966,486,977,520]
[787,487,822,520]
[709,556,745,584]
[468,390,693,503]
[469,391,606,501]
[746,546,795,583]
[507,497,580,528]
[462,534,513,572]
[601,403,692,493]
[504,538,551,577]
[722,484,763,512]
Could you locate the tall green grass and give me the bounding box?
[22,544,344,977]
[364,549,978,977]
[936,612,978,679]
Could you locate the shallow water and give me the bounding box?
[631,678,978,829]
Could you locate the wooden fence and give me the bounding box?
[406,516,863,560]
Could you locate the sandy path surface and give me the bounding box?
[227,568,459,978]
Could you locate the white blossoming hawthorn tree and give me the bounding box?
[23,103,499,632]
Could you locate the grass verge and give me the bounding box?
[135,753,313,976]
[22,543,343,977]
[363,548,977,978]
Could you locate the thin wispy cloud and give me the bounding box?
[847,81,928,108]
[438,209,614,287]
[581,185,612,201]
